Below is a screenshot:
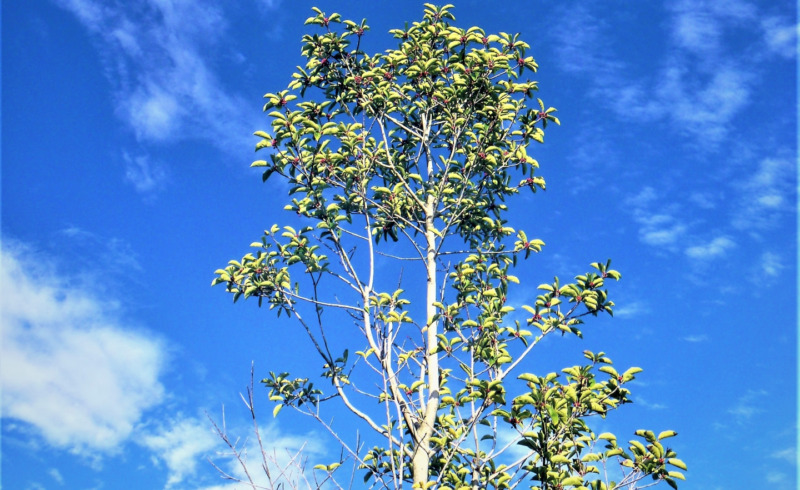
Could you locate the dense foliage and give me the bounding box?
[214,4,685,489]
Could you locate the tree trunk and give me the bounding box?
[412,191,440,487]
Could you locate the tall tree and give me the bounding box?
[214,4,685,489]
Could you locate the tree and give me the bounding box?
[213,4,686,489]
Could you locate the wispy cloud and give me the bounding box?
[124,152,168,195]
[0,242,167,455]
[635,211,687,249]
[685,236,736,260]
[771,447,797,465]
[614,301,650,319]
[667,0,756,54]
[256,0,282,10]
[765,471,794,490]
[689,191,719,210]
[728,389,768,424]
[552,0,790,146]
[683,334,709,343]
[758,252,784,278]
[59,226,143,276]
[636,397,668,410]
[138,415,220,489]
[732,157,796,233]
[625,187,658,209]
[760,16,799,59]
[656,62,751,144]
[54,0,259,154]
[624,187,688,251]
[48,468,65,485]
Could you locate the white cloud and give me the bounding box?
[759,252,784,278]
[553,1,765,145]
[55,0,106,26]
[55,0,258,154]
[732,157,795,232]
[728,389,768,424]
[766,472,789,484]
[124,153,168,194]
[771,447,797,465]
[58,227,143,275]
[636,397,668,410]
[689,191,719,209]
[128,86,183,141]
[656,62,751,144]
[760,17,799,59]
[0,242,167,454]
[640,223,687,247]
[614,301,650,319]
[667,0,755,55]
[685,236,735,260]
[48,468,65,485]
[626,192,688,250]
[138,416,220,489]
[670,8,722,54]
[256,0,282,10]
[634,212,687,247]
[625,186,658,208]
[682,334,709,343]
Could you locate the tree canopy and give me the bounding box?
[214,4,685,489]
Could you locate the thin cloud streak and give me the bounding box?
[124,152,168,194]
[614,301,650,319]
[732,157,796,233]
[685,236,735,260]
[55,0,259,154]
[728,389,768,425]
[683,334,709,343]
[760,16,799,58]
[758,252,784,278]
[551,0,790,146]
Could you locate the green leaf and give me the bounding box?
[623,367,643,377]
[561,476,583,486]
[668,458,687,470]
[658,430,678,440]
[599,366,619,377]
[597,432,617,442]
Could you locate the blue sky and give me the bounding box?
[1,1,797,489]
